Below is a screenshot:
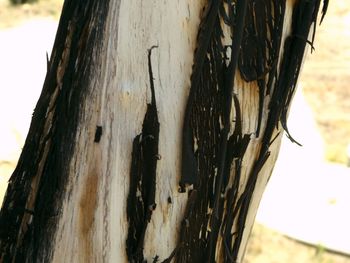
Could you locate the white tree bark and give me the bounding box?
[50,1,298,261]
[0,0,327,262]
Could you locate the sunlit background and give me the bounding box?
[0,1,349,262]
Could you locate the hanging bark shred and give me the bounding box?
[175,0,328,262]
[0,1,110,262]
[126,46,160,263]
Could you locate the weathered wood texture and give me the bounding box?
[0,0,327,262]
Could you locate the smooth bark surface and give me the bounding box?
[0,0,327,262]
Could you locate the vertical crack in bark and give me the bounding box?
[126,46,160,263]
[176,0,328,262]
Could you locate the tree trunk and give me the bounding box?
[0,0,327,262]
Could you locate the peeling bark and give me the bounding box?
[126,47,160,263]
[177,0,328,262]
[0,0,327,262]
[0,1,110,261]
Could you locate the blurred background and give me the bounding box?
[0,1,349,262]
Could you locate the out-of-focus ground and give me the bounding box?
[0,0,63,209]
[246,223,350,263]
[0,0,62,28]
[0,18,58,202]
[302,1,350,164]
[0,1,349,263]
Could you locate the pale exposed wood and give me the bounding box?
[51,1,207,262]
[0,0,319,262]
[50,1,303,262]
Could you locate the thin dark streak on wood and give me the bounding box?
[228,150,270,261]
[46,52,50,73]
[126,47,160,263]
[320,0,329,24]
[220,96,251,261]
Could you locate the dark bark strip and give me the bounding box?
[126,46,160,263]
[238,1,286,136]
[176,0,328,262]
[177,0,250,261]
[0,1,110,262]
[223,1,329,261]
[180,0,223,189]
[262,0,328,150]
[227,5,329,259]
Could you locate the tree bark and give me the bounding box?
[0,0,327,262]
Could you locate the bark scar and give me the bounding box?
[126,46,160,263]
